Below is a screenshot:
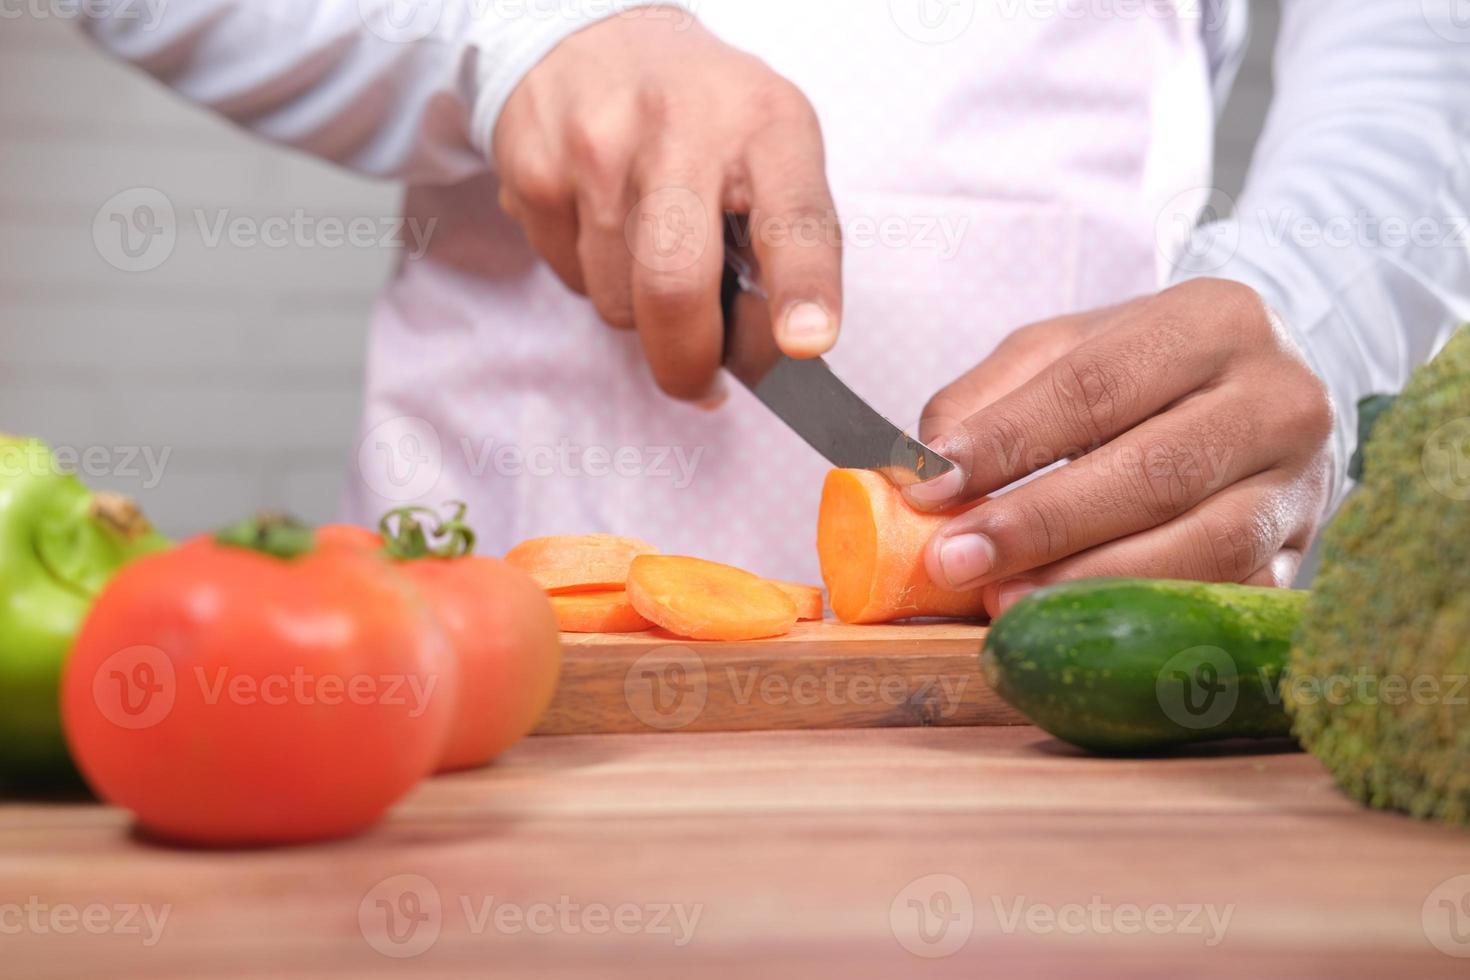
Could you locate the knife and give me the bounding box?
[720,242,957,488]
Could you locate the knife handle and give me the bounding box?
[720,212,766,365]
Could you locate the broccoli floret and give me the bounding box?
[1289,327,1470,827]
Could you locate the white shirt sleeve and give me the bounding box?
[79,0,693,184]
[1171,0,1470,508]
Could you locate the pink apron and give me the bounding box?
[346,1,1214,584]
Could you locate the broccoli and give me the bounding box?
[1289,326,1470,827]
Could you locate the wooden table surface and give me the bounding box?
[5,726,1470,978]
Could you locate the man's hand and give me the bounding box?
[493,13,841,404]
[906,279,1335,616]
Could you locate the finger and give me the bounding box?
[922,390,1274,590]
[567,109,638,329]
[919,342,1058,447]
[499,185,585,295]
[496,128,585,294]
[908,304,1220,509]
[743,92,842,358]
[575,188,636,330]
[1242,550,1304,588]
[627,168,726,403]
[982,470,1311,616]
[918,315,1100,446]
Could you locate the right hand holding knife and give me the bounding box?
[493,11,843,406]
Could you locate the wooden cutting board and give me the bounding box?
[533,619,1025,735]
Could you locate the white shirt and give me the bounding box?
[81,0,1470,519]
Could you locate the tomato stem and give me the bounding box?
[215,513,315,559]
[379,502,476,560]
[89,492,156,543]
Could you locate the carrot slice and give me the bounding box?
[817,469,985,624]
[627,556,798,641]
[769,581,824,621]
[505,534,657,594]
[551,591,652,633]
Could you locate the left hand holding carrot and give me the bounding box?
[905,278,1336,617]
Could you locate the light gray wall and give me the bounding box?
[0,4,1279,537]
[1,12,396,536]
[1216,0,1278,200]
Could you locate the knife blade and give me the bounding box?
[720,246,957,487]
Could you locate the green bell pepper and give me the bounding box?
[0,435,168,787]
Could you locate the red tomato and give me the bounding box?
[408,557,560,771]
[319,524,561,772]
[61,525,457,846]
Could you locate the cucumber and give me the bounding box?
[982,579,1306,753]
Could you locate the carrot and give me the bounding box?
[505,534,657,594]
[550,591,652,633]
[769,581,824,621]
[817,468,985,624]
[627,555,799,641]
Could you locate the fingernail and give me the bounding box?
[937,533,995,589]
[996,580,1037,614]
[779,303,836,353]
[904,466,965,508]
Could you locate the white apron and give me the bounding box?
[346,1,1215,584]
